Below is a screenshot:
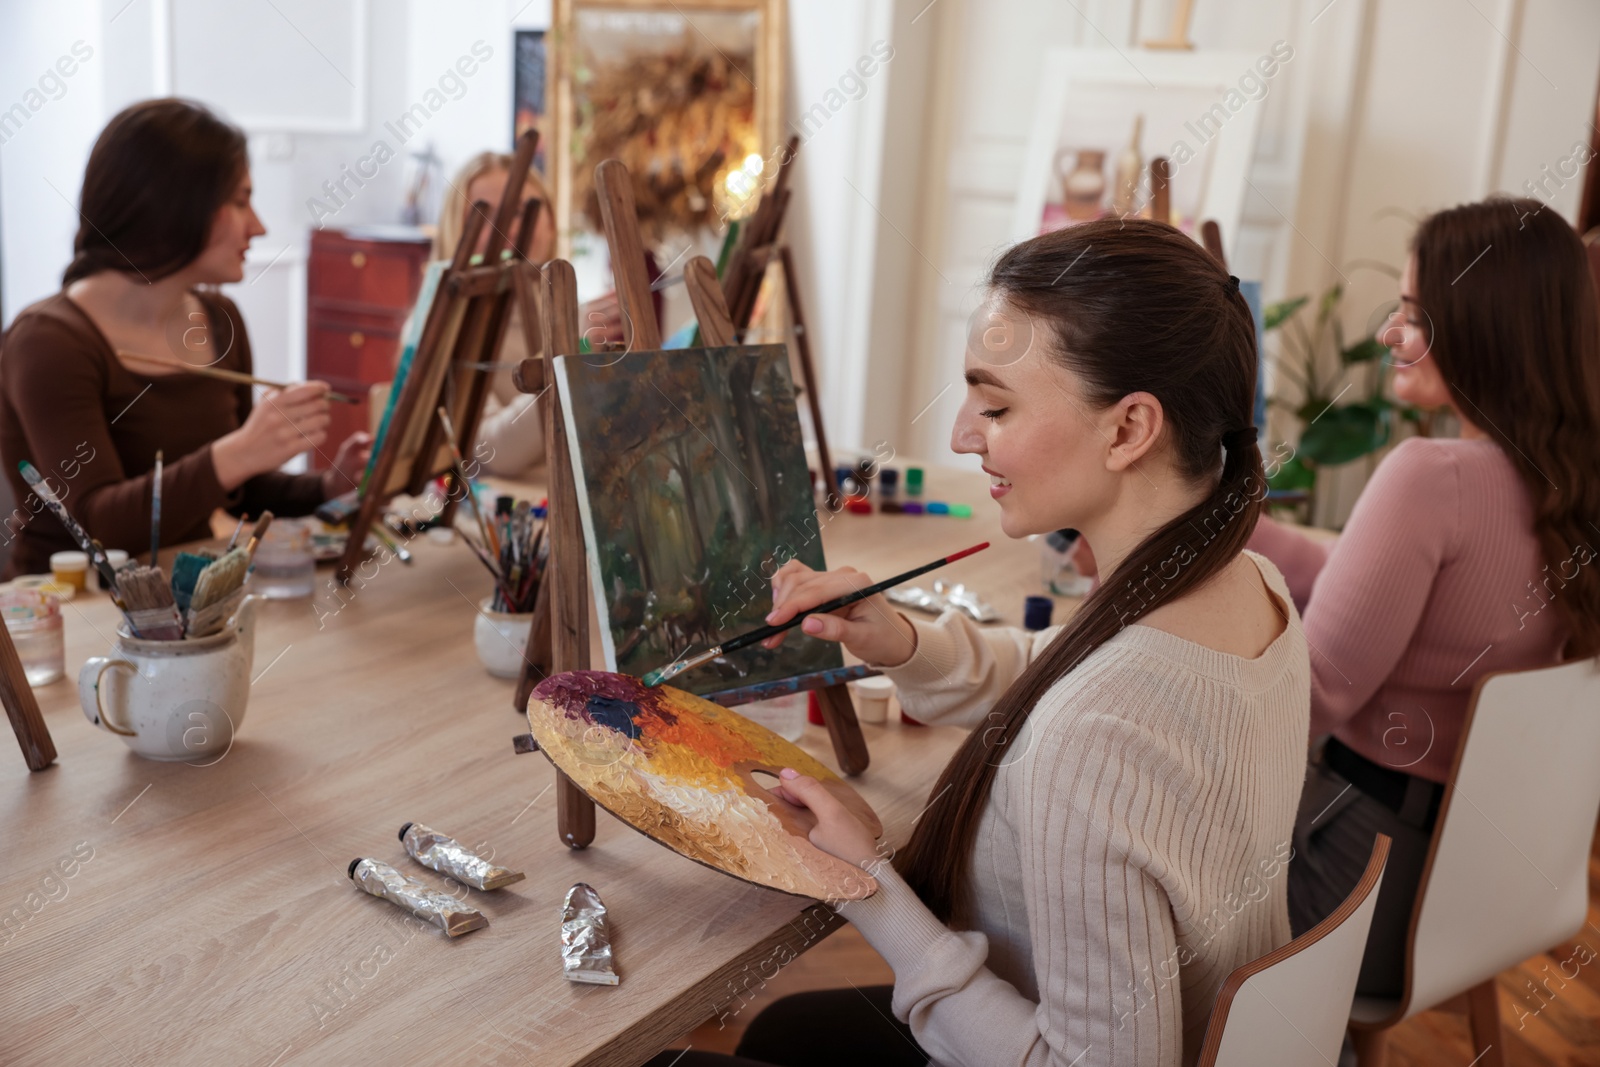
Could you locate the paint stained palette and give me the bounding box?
[527,671,880,900]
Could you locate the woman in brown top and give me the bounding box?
[0,98,369,578]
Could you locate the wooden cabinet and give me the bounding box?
[306,228,432,468]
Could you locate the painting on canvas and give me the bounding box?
[555,345,843,695]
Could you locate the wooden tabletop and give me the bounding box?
[1,464,1069,1066]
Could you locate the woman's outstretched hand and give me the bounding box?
[765,559,918,668]
[212,381,331,490]
[770,768,883,869]
[322,431,373,498]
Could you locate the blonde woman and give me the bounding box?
[432,152,623,478]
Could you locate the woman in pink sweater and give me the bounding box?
[1249,198,1600,995]
[652,220,1310,1067]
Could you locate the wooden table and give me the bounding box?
[0,465,1068,1066]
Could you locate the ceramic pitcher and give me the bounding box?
[78,594,260,762]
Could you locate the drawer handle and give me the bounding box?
[348,332,365,348]
[350,252,367,268]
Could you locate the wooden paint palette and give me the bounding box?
[526,671,880,900]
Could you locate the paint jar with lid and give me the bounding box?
[1,590,65,686]
[849,675,895,724]
[50,551,88,593]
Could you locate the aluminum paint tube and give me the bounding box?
[399,822,525,891]
[561,883,618,985]
[348,858,487,937]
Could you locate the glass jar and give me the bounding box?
[738,693,807,742]
[252,520,316,599]
[1,590,65,686]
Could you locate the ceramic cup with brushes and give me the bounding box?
[78,593,260,762]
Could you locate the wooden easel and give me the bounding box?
[716,138,840,507]
[336,131,547,582]
[2,623,54,771]
[513,159,869,849]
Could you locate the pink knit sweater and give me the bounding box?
[1248,437,1570,782]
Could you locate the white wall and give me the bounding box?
[891,0,1600,521]
[0,0,105,325]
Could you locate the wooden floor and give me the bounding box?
[670,829,1600,1065]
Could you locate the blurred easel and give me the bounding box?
[337,131,545,582]
[2,625,54,771]
[716,137,840,506]
[512,159,869,849]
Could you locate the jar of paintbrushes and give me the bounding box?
[470,494,546,678]
[17,457,274,760]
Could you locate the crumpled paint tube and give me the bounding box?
[348,858,488,937]
[561,883,618,985]
[400,822,526,891]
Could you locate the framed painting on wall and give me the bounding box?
[546,0,786,257]
[1013,48,1274,262]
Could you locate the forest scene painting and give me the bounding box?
[556,346,843,696]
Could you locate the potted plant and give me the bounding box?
[1263,282,1425,518]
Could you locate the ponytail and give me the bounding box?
[896,220,1268,923]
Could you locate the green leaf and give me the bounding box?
[1341,337,1386,365]
[1297,404,1388,466]
[1317,286,1343,325]
[1263,296,1309,331]
[1267,453,1316,491]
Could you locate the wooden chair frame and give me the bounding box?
[512,158,868,849]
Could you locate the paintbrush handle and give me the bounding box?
[116,351,359,403]
[19,463,122,593]
[720,542,991,655]
[150,449,163,566]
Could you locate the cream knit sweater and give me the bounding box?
[842,551,1310,1067]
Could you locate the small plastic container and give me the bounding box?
[49,551,88,592]
[849,675,895,724]
[1024,595,1054,631]
[739,692,807,742]
[1041,529,1094,597]
[0,590,64,686]
[252,520,315,599]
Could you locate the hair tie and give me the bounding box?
[1221,426,1258,451]
[1224,275,1240,295]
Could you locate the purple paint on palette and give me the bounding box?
[900,502,925,515]
[533,670,674,723]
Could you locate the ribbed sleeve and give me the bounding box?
[846,553,1310,1067]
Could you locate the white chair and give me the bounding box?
[1197,835,1390,1067]
[1349,657,1600,1067]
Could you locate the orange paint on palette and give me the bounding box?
[526,670,881,900]
[634,689,764,767]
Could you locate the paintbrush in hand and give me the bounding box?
[18,460,122,600]
[641,542,992,688]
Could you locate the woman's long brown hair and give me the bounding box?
[896,219,1267,924]
[63,98,247,285]
[1411,199,1600,659]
